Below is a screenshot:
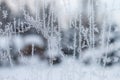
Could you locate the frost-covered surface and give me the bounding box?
[0,0,120,80]
[0,58,120,80]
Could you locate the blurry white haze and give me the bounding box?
[0,0,120,29]
[0,0,120,80]
[0,0,81,30]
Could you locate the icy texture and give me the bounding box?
[0,0,120,80]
